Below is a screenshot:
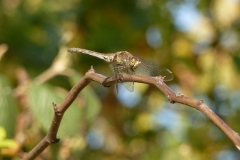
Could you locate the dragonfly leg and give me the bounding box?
[116,73,124,83]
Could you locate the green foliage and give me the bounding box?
[28,80,101,137]
[0,75,17,138]
[69,73,101,123]
[29,83,80,137]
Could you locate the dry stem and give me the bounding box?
[23,67,240,160]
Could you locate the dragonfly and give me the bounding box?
[68,48,173,92]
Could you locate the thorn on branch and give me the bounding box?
[89,66,95,72]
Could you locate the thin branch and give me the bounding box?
[23,67,240,159]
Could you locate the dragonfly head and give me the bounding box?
[130,57,141,69]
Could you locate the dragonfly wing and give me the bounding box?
[109,62,119,93]
[134,58,174,81]
[158,67,174,81]
[133,58,152,76]
[122,81,134,92]
[123,68,134,92]
[118,66,134,92]
[109,62,117,74]
[110,63,134,92]
[122,68,134,92]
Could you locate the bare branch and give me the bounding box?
[23,67,240,159]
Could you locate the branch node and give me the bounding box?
[52,102,62,115]
[234,131,240,136]
[236,145,240,151]
[51,138,60,144]
[176,93,186,97]
[167,95,175,104]
[52,102,58,111]
[102,77,113,87]
[116,74,124,83]
[196,99,204,106]
[155,76,164,85]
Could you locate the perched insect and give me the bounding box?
[68,48,173,92]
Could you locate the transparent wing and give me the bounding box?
[133,58,174,82]
[158,67,174,82]
[109,63,134,92]
[133,58,152,76]
[109,62,119,93]
[109,62,118,75]
[122,68,134,92]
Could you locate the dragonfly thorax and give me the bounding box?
[114,51,142,70]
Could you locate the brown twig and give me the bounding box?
[23,67,240,159]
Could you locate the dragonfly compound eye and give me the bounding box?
[130,57,142,69]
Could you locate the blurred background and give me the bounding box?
[0,0,240,159]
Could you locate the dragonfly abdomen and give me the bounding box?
[68,48,115,62]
